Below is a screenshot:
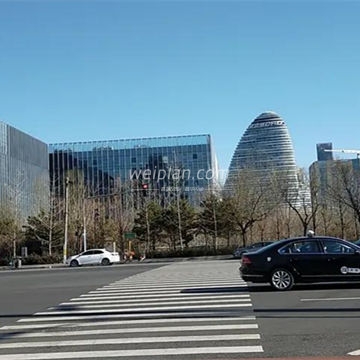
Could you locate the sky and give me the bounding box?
[1,0,360,173]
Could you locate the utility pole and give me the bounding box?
[63,177,70,264]
[212,197,218,251]
[145,200,151,254]
[173,150,183,251]
[82,198,87,252]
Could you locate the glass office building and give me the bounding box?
[0,120,49,220]
[310,143,360,205]
[49,134,218,205]
[225,111,299,196]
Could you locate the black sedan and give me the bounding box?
[240,235,360,290]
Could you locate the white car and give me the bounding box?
[66,249,120,267]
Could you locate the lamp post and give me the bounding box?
[63,177,70,264]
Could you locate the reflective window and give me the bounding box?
[322,240,355,254]
[93,250,104,255]
[81,250,94,256]
[279,240,321,254]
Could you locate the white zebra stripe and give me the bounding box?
[2,316,256,330]
[11,324,259,338]
[57,298,251,308]
[36,302,252,315]
[69,293,250,302]
[0,346,264,359]
[0,334,261,348]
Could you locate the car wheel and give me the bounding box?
[101,258,110,266]
[270,268,294,291]
[70,259,79,267]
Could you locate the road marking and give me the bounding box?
[0,346,264,359]
[348,348,360,355]
[0,334,261,348]
[65,294,250,304]
[36,302,252,315]
[106,279,242,287]
[301,297,360,302]
[89,283,247,293]
[12,324,259,338]
[57,297,251,308]
[2,316,257,329]
[0,262,262,360]
[18,312,255,323]
[71,292,250,304]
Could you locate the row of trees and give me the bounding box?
[1,161,360,264]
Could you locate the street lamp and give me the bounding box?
[63,177,70,264]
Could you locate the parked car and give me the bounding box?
[233,241,273,258]
[240,234,360,290]
[66,249,120,267]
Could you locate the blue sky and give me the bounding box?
[1,1,359,172]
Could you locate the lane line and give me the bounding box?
[12,324,259,338]
[106,279,242,287]
[18,312,255,323]
[57,298,251,308]
[101,283,245,290]
[0,346,264,359]
[0,334,261,348]
[2,316,257,330]
[36,303,252,315]
[70,293,250,304]
[348,349,360,355]
[301,297,360,302]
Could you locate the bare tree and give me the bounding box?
[280,168,319,236]
[227,170,276,246]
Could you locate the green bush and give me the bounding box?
[0,258,11,266]
[149,246,233,258]
[22,253,62,265]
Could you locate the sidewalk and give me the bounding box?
[0,255,234,271]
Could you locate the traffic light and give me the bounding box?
[141,183,149,196]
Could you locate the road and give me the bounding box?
[0,263,165,327]
[250,281,360,358]
[0,259,359,359]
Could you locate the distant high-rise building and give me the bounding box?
[0,120,49,220]
[49,134,218,206]
[310,143,360,205]
[225,111,299,198]
[316,143,334,162]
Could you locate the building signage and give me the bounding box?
[249,120,284,129]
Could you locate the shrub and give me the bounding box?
[22,253,62,265]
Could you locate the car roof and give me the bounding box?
[253,236,355,253]
[82,248,106,252]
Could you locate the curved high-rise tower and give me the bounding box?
[225,111,299,195]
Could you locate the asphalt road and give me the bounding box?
[0,260,359,359]
[0,263,165,328]
[249,281,360,358]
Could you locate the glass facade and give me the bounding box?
[225,111,299,195]
[317,143,334,162]
[49,134,217,205]
[0,121,49,220]
[310,154,360,206]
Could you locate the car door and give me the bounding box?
[90,250,103,265]
[320,239,360,281]
[78,250,95,265]
[283,239,326,279]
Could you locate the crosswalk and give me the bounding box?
[0,260,264,359]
